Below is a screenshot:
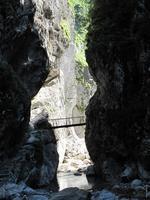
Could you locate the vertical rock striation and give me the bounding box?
[0,0,59,190]
[86,0,150,182]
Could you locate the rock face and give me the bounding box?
[0,185,89,200]
[0,182,51,200]
[50,187,89,200]
[0,113,59,192]
[91,190,118,200]
[0,0,49,98]
[0,62,30,158]
[30,0,78,166]
[0,0,59,192]
[0,0,49,156]
[86,0,150,182]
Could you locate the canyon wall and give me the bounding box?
[86,0,150,182]
[0,0,73,191]
[30,0,77,165]
[0,0,48,157]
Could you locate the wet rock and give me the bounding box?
[131,179,142,189]
[91,189,118,200]
[138,163,150,180]
[121,165,136,182]
[12,197,22,200]
[0,182,50,200]
[18,130,58,189]
[146,192,150,198]
[0,117,59,191]
[86,165,96,177]
[112,185,120,191]
[5,182,27,196]
[78,167,87,173]
[28,195,49,200]
[49,187,89,200]
[74,172,82,176]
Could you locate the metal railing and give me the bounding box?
[49,116,86,129]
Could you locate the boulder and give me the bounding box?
[49,187,90,200]
[91,189,118,200]
[0,114,59,191]
[0,182,50,200]
[131,179,143,189]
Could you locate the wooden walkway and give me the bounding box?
[49,116,86,129]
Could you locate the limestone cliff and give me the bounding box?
[86,0,150,182]
[31,0,77,165]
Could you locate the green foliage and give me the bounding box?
[68,0,91,87]
[60,19,71,42]
[67,0,90,47]
[67,0,76,11]
[75,50,87,68]
[75,50,92,90]
[76,99,85,112]
[67,1,95,113]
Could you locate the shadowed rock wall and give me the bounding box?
[0,0,60,191]
[0,0,49,156]
[86,0,150,182]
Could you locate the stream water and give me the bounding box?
[57,172,149,199]
[57,172,93,191]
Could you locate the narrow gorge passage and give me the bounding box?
[30,0,95,190]
[0,0,150,199]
